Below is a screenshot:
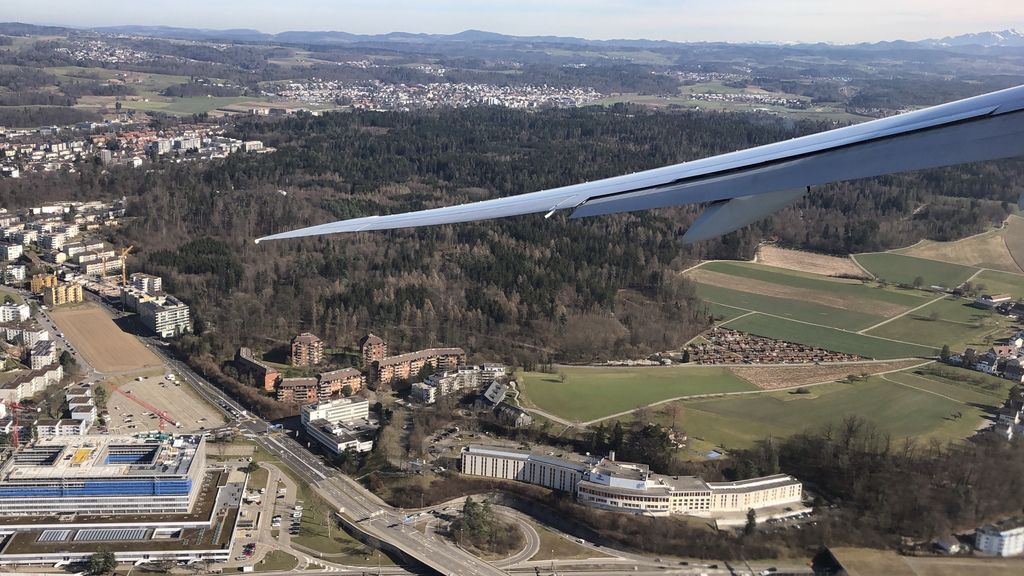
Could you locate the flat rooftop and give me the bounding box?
[0,434,203,481]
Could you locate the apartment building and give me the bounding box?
[275,378,318,403]
[290,332,323,366]
[235,347,279,391]
[376,347,466,388]
[43,282,83,307]
[30,340,56,370]
[29,273,57,294]
[360,333,388,366]
[129,272,162,294]
[0,242,23,261]
[0,303,30,322]
[138,296,191,338]
[976,521,1024,556]
[317,368,365,398]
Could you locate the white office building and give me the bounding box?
[300,396,376,454]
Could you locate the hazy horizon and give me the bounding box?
[6,1,1023,44]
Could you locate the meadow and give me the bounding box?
[865,296,1011,350]
[648,374,991,454]
[853,252,978,288]
[518,366,756,423]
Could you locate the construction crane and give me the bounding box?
[119,245,133,287]
[113,385,179,431]
[3,401,40,448]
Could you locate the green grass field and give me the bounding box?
[703,301,750,323]
[972,269,1024,299]
[701,261,926,308]
[724,313,936,359]
[519,366,756,422]
[854,253,978,288]
[122,96,258,115]
[656,375,988,453]
[882,370,1008,405]
[693,283,886,330]
[865,297,1011,350]
[254,550,298,572]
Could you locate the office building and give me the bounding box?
[300,396,375,454]
[0,434,207,516]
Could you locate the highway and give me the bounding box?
[149,344,511,576]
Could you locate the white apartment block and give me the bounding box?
[138,296,191,338]
[129,272,163,294]
[0,303,30,322]
[976,522,1024,557]
[0,243,23,261]
[30,340,56,370]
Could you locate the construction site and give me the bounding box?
[103,372,226,434]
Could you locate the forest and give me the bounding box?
[1,105,1021,373]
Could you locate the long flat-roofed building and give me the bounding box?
[461,445,804,523]
[0,434,207,516]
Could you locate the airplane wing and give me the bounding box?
[256,84,1024,244]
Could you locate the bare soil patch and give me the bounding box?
[899,226,1023,273]
[755,245,867,277]
[50,303,161,373]
[729,359,924,390]
[687,268,908,317]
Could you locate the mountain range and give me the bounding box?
[5,22,1024,49]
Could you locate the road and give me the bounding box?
[148,344,511,576]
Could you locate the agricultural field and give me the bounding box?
[518,366,757,423]
[49,302,162,372]
[702,301,750,323]
[728,359,926,390]
[852,252,978,289]
[688,261,928,331]
[972,269,1024,299]
[755,245,867,277]
[864,296,1012,350]
[829,547,1024,576]
[895,225,1024,273]
[646,373,991,455]
[723,313,936,359]
[1006,215,1024,271]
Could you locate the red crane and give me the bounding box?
[113,387,178,431]
[3,401,39,448]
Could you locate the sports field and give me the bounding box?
[864,296,1012,350]
[519,366,756,422]
[852,252,978,288]
[723,313,936,359]
[648,373,990,453]
[50,303,162,372]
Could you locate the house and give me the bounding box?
[1005,359,1024,383]
[493,402,533,428]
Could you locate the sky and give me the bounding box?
[6,0,1024,44]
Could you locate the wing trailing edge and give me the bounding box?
[257,84,1024,244]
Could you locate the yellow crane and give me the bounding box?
[119,245,133,286]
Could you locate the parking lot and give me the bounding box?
[104,371,227,433]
